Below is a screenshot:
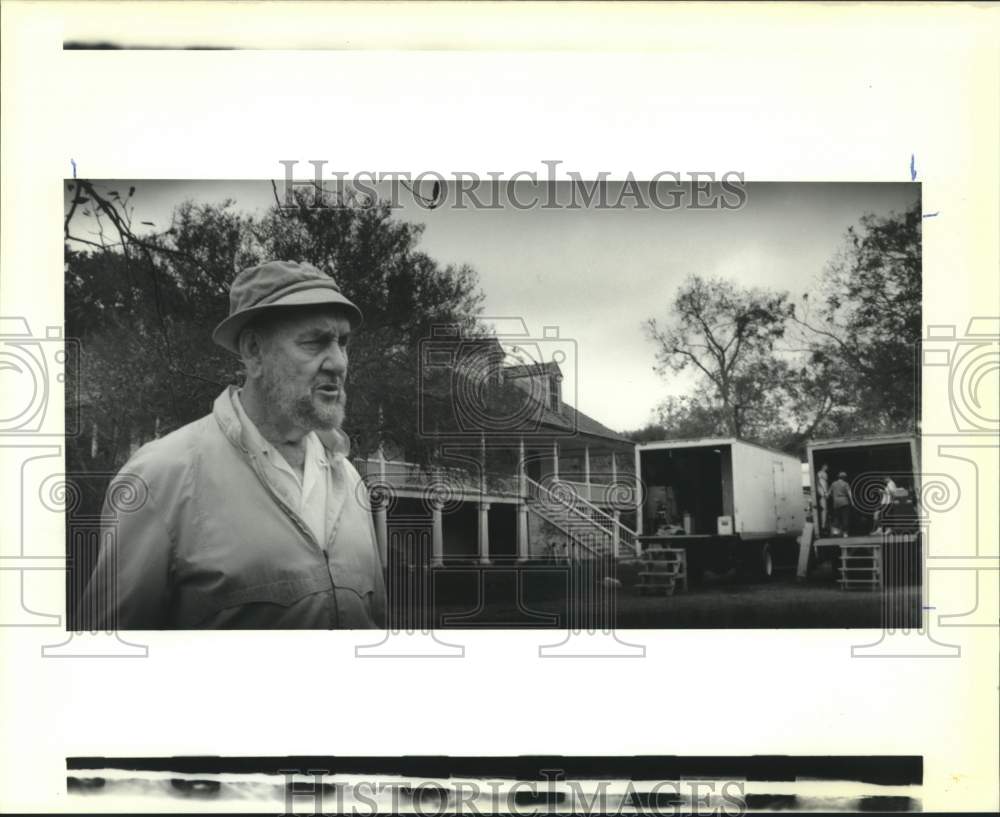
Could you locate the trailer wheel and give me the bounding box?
[759,543,774,580]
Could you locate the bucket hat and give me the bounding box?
[212,260,363,354]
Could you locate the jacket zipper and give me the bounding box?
[241,445,340,626]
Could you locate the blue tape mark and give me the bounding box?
[922,211,939,218]
[910,154,917,181]
[70,159,77,179]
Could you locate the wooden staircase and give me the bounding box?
[636,547,688,596]
[524,476,639,560]
[837,540,883,591]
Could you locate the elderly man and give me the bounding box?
[78,261,386,629]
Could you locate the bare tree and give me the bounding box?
[644,275,793,438]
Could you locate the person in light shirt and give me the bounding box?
[870,476,898,535]
[816,463,830,535]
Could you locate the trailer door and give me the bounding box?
[772,460,789,533]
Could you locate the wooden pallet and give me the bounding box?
[837,542,882,591]
[636,547,688,595]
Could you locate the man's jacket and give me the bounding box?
[77,388,386,629]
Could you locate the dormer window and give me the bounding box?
[548,374,561,413]
[503,361,563,415]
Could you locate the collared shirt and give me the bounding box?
[232,390,329,548]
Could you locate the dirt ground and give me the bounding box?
[428,561,922,629]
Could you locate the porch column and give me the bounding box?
[584,445,591,487]
[518,436,526,496]
[431,501,445,566]
[373,447,389,563]
[612,509,621,558]
[480,432,487,495]
[478,502,491,564]
[552,441,559,482]
[634,444,644,551]
[517,436,529,562]
[608,452,618,510]
[373,502,389,566]
[517,505,529,562]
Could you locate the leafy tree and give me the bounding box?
[792,202,921,434]
[65,182,486,499]
[253,190,484,461]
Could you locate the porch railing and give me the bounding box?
[356,459,632,505]
[524,476,639,558]
[354,458,521,497]
[556,478,637,508]
[354,458,640,557]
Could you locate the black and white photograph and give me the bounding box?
[63,179,923,631]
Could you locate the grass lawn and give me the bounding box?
[422,561,920,629]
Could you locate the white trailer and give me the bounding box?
[635,438,805,581]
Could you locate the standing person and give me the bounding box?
[816,463,831,535]
[653,500,669,533]
[829,471,853,537]
[663,485,678,525]
[77,260,386,630]
[870,476,898,534]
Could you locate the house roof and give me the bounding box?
[502,360,630,444]
[531,396,632,444]
[505,361,562,379]
[419,343,631,445]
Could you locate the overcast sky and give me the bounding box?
[66,180,919,432]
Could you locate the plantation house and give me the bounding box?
[355,336,639,566]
